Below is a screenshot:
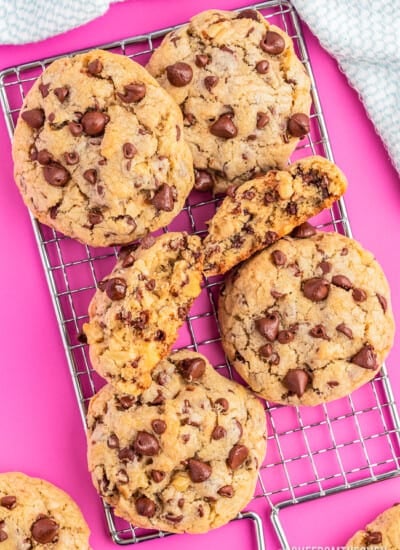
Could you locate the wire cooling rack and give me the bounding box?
[1,1,400,548]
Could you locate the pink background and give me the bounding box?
[0,1,399,548]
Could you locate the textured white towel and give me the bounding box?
[292,0,400,173]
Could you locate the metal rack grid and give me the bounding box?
[1,1,400,548]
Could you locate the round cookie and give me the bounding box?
[0,472,90,548]
[345,504,400,548]
[87,350,266,534]
[219,230,395,406]
[12,49,193,247]
[147,8,311,194]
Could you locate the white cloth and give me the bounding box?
[292,0,400,173]
[0,0,114,44]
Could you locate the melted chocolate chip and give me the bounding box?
[351,344,378,370]
[256,312,280,341]
[283,369,310,397]
[332,274,353,290]
[37,149,52,165]
[264,230,278,245]
[260,31,285,54]
[257,112,269,129]
[194,169,213,192]
[291,222,316,238]
[68,121,83,136]
[166,62,193,87]
[259,343,273,357]
[218,485,234,497]
[271,250,286,266]
[188,458,212,482]
[134,431,160,456]
[64,151,79,165]
[151,469,165,483]
[195,54,210,68]
[236,8,260,21]
[116,395,135,410]
[0,496,16,509]
[81,111,109,136]
[116,469,129,484]
[377,293,387,312]
[135,496,156,518]
[83,169,97,184]
[210,114,238,139]
[211,425,226,440]
[277,330,294,344]
[21,108,45,129]
[256,60,269,74]
[118,82,146,103]
[31,517,59,544]
[105,277,127,300]
[287,113,310,137]
[0,530,7,542]
[118,447,135,462]
[152,184,174,211]
[215,398,229,412]
[302,277,330,302]
[319,261,332,274]
[178,357,206,381]
[107,434,119,449]
[352,288,367,302]
[309,324,330,339]
[151,419,166,435]
[336,323,353,339]
[227,444,249,470]
[123,142,137,159]
[39,82,50,97]
[88,209,103,225]
[204,75,219,92]
[364,531,382,545]
[43,163,70,187]
[54,86,69,103]
[88,58,103,75]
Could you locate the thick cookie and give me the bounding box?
[219,231,395,406]
[204,156,347,276]
[346,504,400,549]
[147,9,311,194]
[12,49,193,247]
[83,232,203,394]
[0,472,90,548]
[87,350,266,534]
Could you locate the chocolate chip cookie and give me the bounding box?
[219,231,395,406]
[204,156,347,276]
[346,504,400,549]
[0,472,90,548]
[87,350,266,534]
[147,9,311,194]
[12,49,193,247]
[83,232,203,394]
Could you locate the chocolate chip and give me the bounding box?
[341,247,348,256]
[283,369,310,397]
[204,76,219,92]
[151,469,165,483]
[332,275,353,290]
[257,112,269,129]
[116,395,135,410]
[134,431,160,456]
[327,381,339,387]
[135,496,156,518]
[154,330,165,341]
[271,250,286,266]
[302,277,330,301]
[309,324,330,339]
[116,469,129,484]
[210,114,238,139]
[88,209,103,225]
[37,149,52,165]
[64,151,79,165]
[21,108,45,129]
[194,169,213,192]
[39,82,50,97]
[43,163,70,187]
[141,234,156,249]
[118,447,135,462]
[291,222,316,238]
[336,323,353,339]
[256,60,269,74]
[105,277,127,300]
[152,184,174,211]
[259,343,273,357]
[68,121,83,136]
[215,398,229,412]
[188,458,212,482]
[278,330,294,344]
[123,143,137,159]
[351,344,378,370]
[81,111,109,136]
[0,530,7,542]
[211,425,226,440]
[118,82,146,103]
[178,357,206,381]
[236,8,260,21]
[256,312,280,341]
[260,31,285,54]
[287,113,310,137]
[151,419,166,435]
[219,45,234,54]
[218,485,234,497]
[107,434,119,449]
[377,293,387,312]
[264,189,279,204]
[165,514,183,524]
[319,261,332,274]
[1,496,16,509]
[264,230,278,245]
[364,531,382,545]
[352,288,367,302]
[54,86,69,103]
[166,62,193,87]
[83,168,97,184]
[88,58,103,75]
[31,517,59,544]
[195,54,210,68]
[227,444,249,470]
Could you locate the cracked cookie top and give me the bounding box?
[147,9,311,193]
[219,231,395,406]
[83,232,204,395]
[0,472,90,548]
[12,49,194,247]
[87,350,266,534]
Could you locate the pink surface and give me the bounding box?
[0,1,399,549]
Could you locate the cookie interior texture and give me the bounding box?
[0,472,90,548]
[204,155,348,275]
[219,231,395,406]
[147,8,311,193]
[345,504,400,549]
[12,49,194,247]
[83,232,204,395]
[87,350,266,534]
